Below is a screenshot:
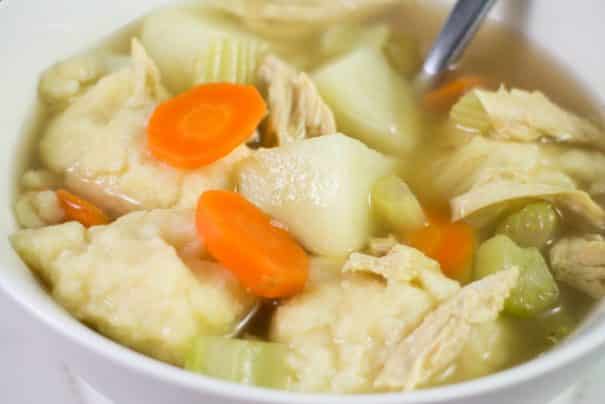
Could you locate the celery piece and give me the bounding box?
[450,91,491,133]
[185,336,291,389]
[474,235,559,317]
[496,202,559,249]
[194,37,269,85]
[371,175,426,233]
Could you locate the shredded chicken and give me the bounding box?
[466,87,605,152]
[258,55,336,145]
[272,244,459,393]
[375,269,519,391]
[344,245,460,302]
[431,136,605,228]
[550,235,605,298]
[451,176,605,228]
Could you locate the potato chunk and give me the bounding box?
[237,134,395,256]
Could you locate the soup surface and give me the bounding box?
[10,0,605,394]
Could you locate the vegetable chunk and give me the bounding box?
[147,83,267,169]
[196,191,309,298]
[237,134,395,256]
[474,235,559,317]
[186,336,292,389]
[313,47,420,156]
[496,202,559,249]
[371,175,426,233]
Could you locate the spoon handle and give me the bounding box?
[421,0,497,79]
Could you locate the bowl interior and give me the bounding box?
[1,1,605,403]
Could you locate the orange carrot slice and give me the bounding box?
[56,189,110,228]
[406,210,475,282]
[423,75,486,112]
[196,191,309,299]
[148,83,267,169]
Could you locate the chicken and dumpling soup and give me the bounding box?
[11,0,605,394]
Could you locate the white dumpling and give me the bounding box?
[271,245,458,393]
[11,209,257,365]
[40,39,251,215]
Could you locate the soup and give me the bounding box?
[10,0,605,394]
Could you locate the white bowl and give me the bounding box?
[1,1,605,403]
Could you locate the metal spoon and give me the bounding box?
[415,0,498,91]
[228,302,261,338]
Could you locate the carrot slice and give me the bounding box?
[148,83,267,169]
[423,75,486,112]
[406,210,475,282]
[56,189,110,228]
[196,191,309,299]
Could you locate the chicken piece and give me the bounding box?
[11,209,257,365]
[451,174,605,228]
[428,136,605,228]
[271,244,459,393]
[14,191,65,229]
[344,245,460,301]
[455,87,605,151]
[205,0,398,39]
[39,39,251,215]
[550,235,605,298]
[543,146,605,192]
[258,55,336,145]
[375,268,519,391]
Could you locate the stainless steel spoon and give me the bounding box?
[228,302,261,338]
[415,0,498,90]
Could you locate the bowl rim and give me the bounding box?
[2,269,605,403]
[2,0,605,402]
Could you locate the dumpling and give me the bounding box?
[39,52,129,109]
[11,209,257,365]
[271,244,459,393]
[14,191,65,229]
[40,39,251,216]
